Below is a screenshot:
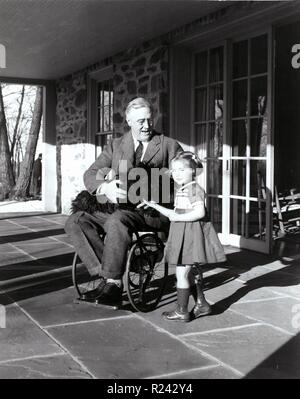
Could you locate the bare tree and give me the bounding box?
[0,84,15,200]
[13,86,43,198]
[10,85,25,163]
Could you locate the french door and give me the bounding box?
[193,31,274,253]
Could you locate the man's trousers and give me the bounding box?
[65,208,169,279]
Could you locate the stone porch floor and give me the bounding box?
[0,213,299,379]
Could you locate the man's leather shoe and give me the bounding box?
[80,277,106,301]
[95,282,123,306]
[162,309,191,323]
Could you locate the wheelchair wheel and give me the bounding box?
[72,253,103,299]
[125,233,168,312]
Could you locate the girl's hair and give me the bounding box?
[170,151,203,175]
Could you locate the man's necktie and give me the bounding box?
[134,140,143,166]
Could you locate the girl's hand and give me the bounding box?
[136,199,157,210]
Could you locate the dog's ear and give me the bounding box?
[70,201,78,214]
[70,189,118,214]
[70,190,97,214]
[70,194,81,214]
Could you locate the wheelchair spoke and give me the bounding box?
[125,233,168,312]
[72,253,102,299]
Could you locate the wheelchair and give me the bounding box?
[72,228,168,312]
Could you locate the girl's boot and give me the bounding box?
[191,270,212,319]
[162,288,191,322]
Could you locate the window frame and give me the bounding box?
[87,66,114,158]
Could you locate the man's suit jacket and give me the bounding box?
[84,131,182,207]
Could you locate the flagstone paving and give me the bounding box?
[0,354,91,379]
[48,316,217,379]
[0,303,64,362]
[180,324,294,378]
[0,213,299,379]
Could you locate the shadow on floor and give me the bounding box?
[1,252,299,317]
[244,332,300,379]
[0,271,74,306]
[0,253,75,282]
[0,229,66,243]
[0,252,75,306]
[206,252,300,315]
[0,212,58,220]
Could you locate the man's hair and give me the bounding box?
[125,97,152,118]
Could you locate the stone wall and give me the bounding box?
[56,72,88,146]
[55,42,169,148]
[113,43,168,135]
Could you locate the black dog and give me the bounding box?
[70,190,116,214]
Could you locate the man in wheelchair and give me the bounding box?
[65,97,182,306]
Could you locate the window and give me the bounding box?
[95,78,113,157]
[88,66,114,158]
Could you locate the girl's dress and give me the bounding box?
[165,181,226,265]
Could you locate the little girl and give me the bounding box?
[140,151,226,322]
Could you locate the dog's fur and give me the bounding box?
[70,190,116,214]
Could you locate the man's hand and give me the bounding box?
[102,180,127,203]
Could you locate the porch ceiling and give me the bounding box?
[0,0,231,81]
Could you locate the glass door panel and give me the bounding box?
[231,160,247,197]
[233,40,248,78]
[249,200,266,240]
[230,198,247,236]
[229,33,271,252]
[194,46,224,227]
[207,197,222,233]
[195,89,207,121]
[232,120,247,156]
[207,159,222,195]
[232,80,247,117]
